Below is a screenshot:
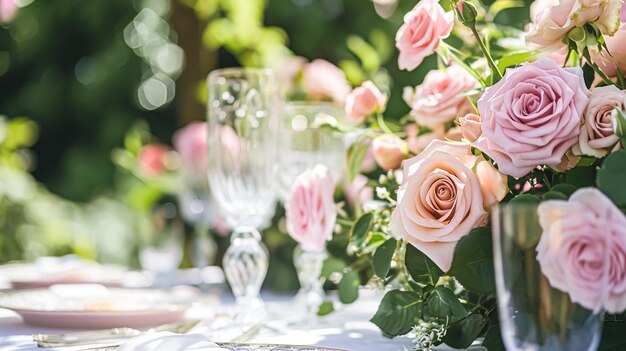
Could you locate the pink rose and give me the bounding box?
[537,188,626,313]
[395,0,454,71]
[344,175,374,211]
[302,59,351,104]
[475,160,508,207]
[372,134,409,170]
[0,0,18,23]
[573,85,625,157]
[526,0,622,48]
[404,65,479,129]
[173,121,208,173]
[285,165,337,252]
[473,58,590,177]
[390,140,488,271]
[138,144,171,178]
[344,81,387,123]
[593,24,626,78]
[459,113,482,143]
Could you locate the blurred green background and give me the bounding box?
[0,0,531,289]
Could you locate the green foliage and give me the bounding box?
[338,270,360,304]
[597,150,626,207]
[405,243,443,285]
[372,237,396,279]
[449,227,495,294]
[443,313,488,349]
[426,286,467,323]
[370,290,422,337]
[317,301,335,316]
[350,212,373,250]
[346,138,371,183]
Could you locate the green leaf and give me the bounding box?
[346,35,381,73]
[346,138,370,182]
[497,51,541,71]
[449,227,495,294]
[369,29,392,64]
[321,257,345,279]
[488,0,525,16]
[597,150,626,207]
[599,319,626,351]
[509,194,541,204]
[550,183,578,197]
[426,286,467,322]
[405,244,443,285]
[443,313,488,349]
[373,238,397,279]
[482,325,506,351]
[339,59,366,86]
[542,191,568,200]
[370,290,422,336]
[564,165,597,187]
[338,271,360,304]
[317,301,335,316]
[350,213,373,249]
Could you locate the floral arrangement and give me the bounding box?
[285,0,626,349]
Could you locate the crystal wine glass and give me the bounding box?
[492,202,608,351]
[206,68,280,324]
[276,101,346,202]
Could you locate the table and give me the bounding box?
[0,291,485,351]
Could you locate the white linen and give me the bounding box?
[117,332,228,351]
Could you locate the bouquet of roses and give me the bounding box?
[309,0,626,349]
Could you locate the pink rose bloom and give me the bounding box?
[473,58,590,177]
[404,65,479,129]
[476,160,508,207]
[573,85,625,157]
[173,121,208,173]
[285,165,337,252]
[344,175,374,211]
[302,59,351,104]
[344,81,387,123]
[372,134,408,170]
[0,0,18,23]
[537,188,626,313]
[459,113,482,143]
[593,23,626,78]
[395,0,454,71]
[390,140,488,272]
[138,144,171,178]
[526,0,622,48]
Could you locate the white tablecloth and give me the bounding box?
[0,292,485,351]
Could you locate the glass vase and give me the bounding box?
[492,202,607,351]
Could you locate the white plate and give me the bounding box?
[0,285,194,328]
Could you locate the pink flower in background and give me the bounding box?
[138,144,171,179]
[302,59,351,104]
[526,0,622,48]
[473,58,590,177]
[344,175,374,211]
[344,81,387,123]
[593,23,626,78]
[0,0,18,23]
[622,1,626,22]
[405,124,446,154]
[459,113,482,143]
[395,0,454,71]
[285,164,337,252]
[537,188,626,313]
[404,65,478,129]
[173,122,208,172]
[372,134,408,170]
[573,85,625,158]
[390,140,487,272]
[274,56,307,93]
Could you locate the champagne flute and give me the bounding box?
[206,68,280,325]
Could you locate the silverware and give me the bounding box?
[35,320,199,348]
